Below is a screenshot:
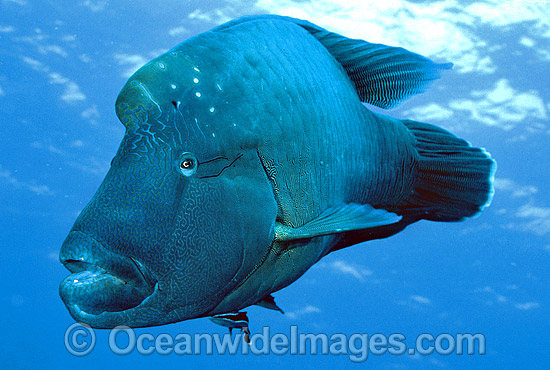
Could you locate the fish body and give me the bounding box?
[59,15,494,328]
[209,312,249,331]
[209,312,251,342]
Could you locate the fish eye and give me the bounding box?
[178,152,198,177]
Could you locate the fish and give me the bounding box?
[59,15,495,329]
[209,312,251,343]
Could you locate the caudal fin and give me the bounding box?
[398,120,495,222]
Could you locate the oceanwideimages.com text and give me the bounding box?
[65,323,486,362]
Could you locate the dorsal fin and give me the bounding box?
[293,21,453,109]
[214,15,452,109]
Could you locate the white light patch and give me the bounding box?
[114,53,148,78]
[212,133,216,138]
[193,78,199,83]
[209,107,215,113]
[519,37,535,48]
[195,92,201,98]
[171,84,177,89]
[216,83,222,91]
[194,67,200,72]
[158,62,165,69]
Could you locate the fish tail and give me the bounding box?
[398,120,496,221]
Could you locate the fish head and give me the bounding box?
[59,44,278,328]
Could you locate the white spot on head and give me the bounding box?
[194,67,200,72]
[193,78,199,84]
[158,62,165,69]
[195,92,201,98]
[209,107,215,113]
[171,84,177,89]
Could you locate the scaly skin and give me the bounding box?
[59,16,493,328]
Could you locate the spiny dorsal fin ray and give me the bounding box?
[214,15,452,109]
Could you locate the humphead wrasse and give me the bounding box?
[59,15,495,328]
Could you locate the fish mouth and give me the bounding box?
[59,231,157,322]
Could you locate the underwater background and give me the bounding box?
[1,0,548,368]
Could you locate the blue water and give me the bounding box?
[1,1,548,369]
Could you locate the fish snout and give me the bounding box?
[59,231,156,318]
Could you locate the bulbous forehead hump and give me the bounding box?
[114,27,240,131]
[115,47,201,127]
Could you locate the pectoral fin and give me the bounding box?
[275,203,401,242]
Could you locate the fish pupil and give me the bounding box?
[181,159,194,169]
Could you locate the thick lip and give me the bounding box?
[59,231,158,324]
